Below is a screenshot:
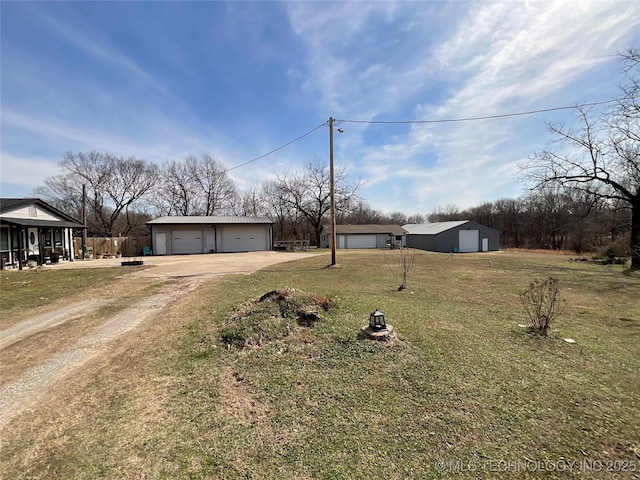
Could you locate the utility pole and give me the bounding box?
[82,183,87,260]
[329,117,337,266]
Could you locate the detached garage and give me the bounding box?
[320,224,406,249]
[403,221,499,253]
[147,216,273,255]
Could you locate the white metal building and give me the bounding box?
[320,224,407,249]
[146,216,273,255]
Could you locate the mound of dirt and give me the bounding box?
[220,288,334,348]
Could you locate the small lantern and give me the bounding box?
[369,308,387,330]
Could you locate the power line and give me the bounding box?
[223,96,634,172]
[337,97,627,125]
[226,122,327,172]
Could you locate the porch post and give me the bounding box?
[39,229,45,265]
[18,227,24,270]
[68,228,74,261]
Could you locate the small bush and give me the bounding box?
[593,240,629,264]
[519,277,564,335]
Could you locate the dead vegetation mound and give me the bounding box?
[220,288,334,348]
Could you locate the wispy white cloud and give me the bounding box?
[2,1,638,216]
[28,5,175,101]
[290,0,640,213]
[0,154,62,189]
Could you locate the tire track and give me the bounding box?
[0,278,202,429]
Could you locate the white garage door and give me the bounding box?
[347,235,377,249]
[221,226,268,253]
[172,230,203,254]
[459,230,479,252]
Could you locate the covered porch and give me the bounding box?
[0,220,84,270]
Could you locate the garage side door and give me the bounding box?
[221,226,268,253]
[459,230,479,252]
[347,234,377,249]
[172,230,203,254]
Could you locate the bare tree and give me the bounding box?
[522,49,639,267]
[235,185,266,216]
[154,159,199,215]
[262,180,302,240]
[428,204,462,222]
[385,246,416,290]
[154,154,239,216]
[272,160,363,245]
[103,155,159,235]
[406,213,425,224]
[339,200,383,224]
[187,154,238,215]
[36,151,158,235]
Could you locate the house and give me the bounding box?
[320,224,406,249]
[0,198,85,269]
[403,221,500,253]
[146,216,274,254]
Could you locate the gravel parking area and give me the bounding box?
[0,250,320,429]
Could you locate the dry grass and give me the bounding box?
[0,266,149,328]
[1,251,638,479]
[0,274,162,386]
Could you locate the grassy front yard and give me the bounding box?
[1,251,638,479]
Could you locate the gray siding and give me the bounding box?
[406,221,500,253]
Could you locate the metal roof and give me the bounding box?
[402,221,470,235]
[147,216,273,225]
[0,198,85,228]
[0,217,85,228]
[323,224,407,235]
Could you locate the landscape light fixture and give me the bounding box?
[369,309,387,331]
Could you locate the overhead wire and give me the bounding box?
[224,96,634,172]
[226,122,327,172]
[337,97,627,125]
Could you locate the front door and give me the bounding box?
[155,233,167,255]
[27,228,39,256]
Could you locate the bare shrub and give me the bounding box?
[385,247,416,291]
[519,277,565,335]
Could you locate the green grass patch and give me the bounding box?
[0,267,142,325]
[171,251,639,479]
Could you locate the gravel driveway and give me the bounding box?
[0,251,320,429]
[48,250,320,278]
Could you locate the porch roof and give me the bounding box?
[0,217,85,229]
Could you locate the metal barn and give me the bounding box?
[403,221,500,253]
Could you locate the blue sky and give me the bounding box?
[1,1,639,216]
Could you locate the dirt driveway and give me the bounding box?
[0,251,320,429]
[49,250,320,278]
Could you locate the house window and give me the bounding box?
[54,229,63,246]
[0,227,8,251]
[43,228,52,247]
[29,205,37,217]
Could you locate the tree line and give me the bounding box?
[34,152,632,255]
[35,49,638,266]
